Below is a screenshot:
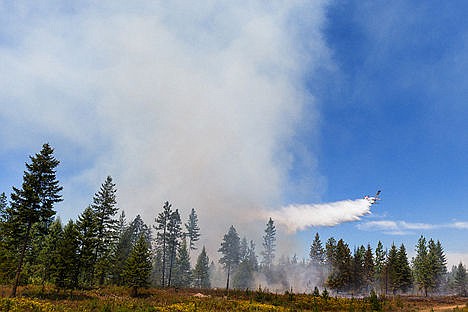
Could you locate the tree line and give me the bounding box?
[0,144,466,297]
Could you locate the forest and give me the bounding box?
[0,143,467,302]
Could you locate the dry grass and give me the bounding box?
[0,285,467,311]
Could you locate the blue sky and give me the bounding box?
[300,1,468,264]
[0,1,467,265]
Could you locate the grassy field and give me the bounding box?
[0,285,467,311]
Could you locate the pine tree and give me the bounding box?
[374,241,386,294]
[0,193,15,284]
[193,246,210,288]
[233,258,254,289]
[325,237,337,267]
[185,208,200,252]
[124,235,152,297]
[76,206,98,287]
[92,176,118,285]
[218,225,240,292]
[310,233,325,265]
[240,237,249,262]
[111,214,151,285]
[386,244,399,295]
[247,240,259,272]
[174,239,192,287]
[129,214,151,245]
[38,219,63,290]
[431,240,447,292]
[327,239,352,292]
[413,235,432,296]
[111,211,131,285]
[167,209,183,287]
[453,262,467,297]
[363,244,374,292]
[54,220,80,291]
[396,243,412,293]
[7,143,63,297]
[261,218,276,270]
[352,245,366,293]
[154,201,172,287]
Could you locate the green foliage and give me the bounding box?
[6,143,63,297]
[327,239,352,292]
[218,225,240,291]
[76,206,99,288]
[173,239,192,288]
[53,220,80,290]
[374,241,386,293]
[313,286,320,297]
[38,219,63,287]
[193,246,210,289]
[310,232,325,265]
[413,235,446,296]
[153,201,173,287]
[454,262,467,296]
[92,176,118,285]
[124,235,152,297]
[261,218,276,270]
[185,208,200,251]
[368,289,382,311]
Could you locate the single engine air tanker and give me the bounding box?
[364,190,381,204]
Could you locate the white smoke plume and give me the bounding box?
[267,199,373,233]
[0,2,331,256]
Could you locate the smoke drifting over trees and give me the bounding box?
[0,145,467,297]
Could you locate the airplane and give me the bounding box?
[364,190,381,204]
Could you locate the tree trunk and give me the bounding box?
[225,265,230,293]
[11,221,32,297]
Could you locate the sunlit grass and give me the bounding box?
[0,285,467,311]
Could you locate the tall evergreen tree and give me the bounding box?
[92,176,118,285]
[193,246,210,288]
[430,240,447,292]
[7,143,63,297]
[325,237,337,267]
[374,241,386,293]
[173,239,192,288]
[154,201,172,287]
[53,220,80,291]
[261,218,276,270]
[38,218,63,290]
[363,244,374,292]
[111,211,131,285]
[413,235,432,296]
[453,262,467,297]
[247,240,259,272]
[124,235,152,297]
[310,232,325,265]
[352,245,366,293]
[218,225,240,292]
[386,244,399,295]
[76,206,98,287]
[233,258,254,289]
[185,208,200,252]
[327,239,352,292]
[396,243,412,293]
[167,209,183,287]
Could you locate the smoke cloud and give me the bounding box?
[0,2,331,254]
[267,199,373,233]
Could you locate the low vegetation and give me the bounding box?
[1,285,467,312]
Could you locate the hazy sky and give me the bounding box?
[1,1,467,266]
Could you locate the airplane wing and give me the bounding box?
[375,190,381,197]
